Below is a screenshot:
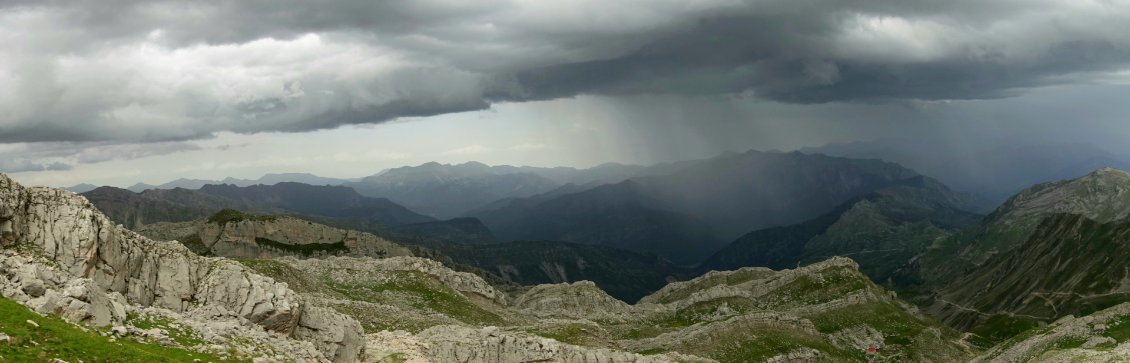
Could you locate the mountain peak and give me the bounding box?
[459,161,489,168]
[990,166,1130,224]
[1086,166,1130,178]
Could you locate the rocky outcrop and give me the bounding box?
[284,256,509,305]
[642,257,862,309]
[417,325,708,363]
[0,252,127,327]
[513,280,635,321]
[0,173,363,362]
[296,306,366,363]
[198,215,415,259]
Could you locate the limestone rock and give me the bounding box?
[364,330,431,363]
[295,306,365,363]
[193,261,303,334]
[284,256,508,305]
[0,173,364,362]
[418,325,685,363]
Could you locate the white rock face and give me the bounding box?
[364,331,431,363]
[296,306,366,363]
[0,173,364,362]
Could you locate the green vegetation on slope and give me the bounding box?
[237,259,504,333]
[207,209,277,225]
[525,321,612,347]
[236,259,329,294]
[702,176,982,290]
[254,237,348,256]
[934,214,1130,341]
[966,315,1041,348]
[759,266,871,309]
[1104,315,1130,343]
[128,314,204,348]
[325,271,504,328]
[0,297,242,363]
[652,268,774,304]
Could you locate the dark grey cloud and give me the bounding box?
[500,5,1130,103]
[0,160,73,173]
[0,141,200,173]
[1,0,1129,146]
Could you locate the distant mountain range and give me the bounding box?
[913,167,1130,292]
[470,150,932,264]
[93,163,657,219]
[345,162,564,219]
[802,138,1130,205]
[81,182,433,230]
[911,168,1130,343]
[124,173,355,192]
[699,175,984,286]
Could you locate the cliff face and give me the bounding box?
[0,174,364,362]
[197,214,415,259]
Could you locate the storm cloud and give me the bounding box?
[1,0,1130,146]
[0,141,200,173]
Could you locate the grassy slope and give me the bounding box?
[935,214,1130,346]
[0,297,241,363]
[238,259,504,333]
[616,264,970,362]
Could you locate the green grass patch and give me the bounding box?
[0,297,243,363]
[1052,336,1088,350]
[808,301,922,336]
[655,269,773,304]
[254,237,348,256]
[969,314,1041,346]
[207,209,277,225]
[1103,315,1130,343]
[706,326,861,362]
[760,267,870,308]
[374,353,407,363]
[658,297,757,328]
[128,314,203,347]
[806,301,932,350]
[985,324,1054,359]
[326,271,504,329]
[236,259,328,294]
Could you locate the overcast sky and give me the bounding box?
[4,0,1130,187]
